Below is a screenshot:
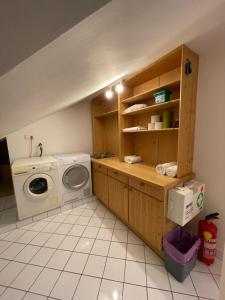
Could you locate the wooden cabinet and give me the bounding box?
[108,176,128,223]
[129,187,163,251]
[92,168,108,206]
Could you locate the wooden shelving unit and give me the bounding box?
[95,109,118,118]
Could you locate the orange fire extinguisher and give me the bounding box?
[198,213,219,265]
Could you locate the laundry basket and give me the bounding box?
[163,226,201,282]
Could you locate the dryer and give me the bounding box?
[55,153,92,204]
[11,156,62,220]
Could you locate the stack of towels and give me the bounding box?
[124,155,142,164]
[156,162,177,178]
[122,126,147,132]
[123,104,147,114]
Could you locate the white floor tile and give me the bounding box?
[173,293,198,300]
[108,242,127,259]
[0,241,11,254]
[47,249,71,270]
[30,247,55,266]
[14,245,40,263]
[55,223,73,235]
[64,214,79,224]
[104,211,116,220]
[146,264,170,290]
[82,226,99,238]
[33,212,48,222]
[147,288,173,299]
[88,217,103,227]
[76,216,91,226]
[0,287,25,300]
[128,231,144,245]
[213,274,221,288]
[23,292,47,300]
[16,230,38,244]
[83,254,106,277]
[59,236,79,251]
[103,258,125,282]
[0,243,25,260]
[50,271,80,300]
[123,283,147,300]
[101,218,116,229]
[114,219,127,230]
[127,244,145,262]
[191,271,219,299]
[75,237,94,253]
[97,228,113,241]
[10,264,42,290]
[193,259,210,273]
[3,229,26,242]
[0,285,6,295]
[82,209,94,217]
[98,279,123,300]
[91,240,110,256]
[144,246,164,265]
[30,268,61,296]
[31,221,49,232]
[65,252,88,274]
[29,232,51,246]
[0,258,9,271]
[52,214,67,223]
[112,229,128,243]
[44,233,65,248]
[69,224,86,236]
[0,261,25,286]
[73,275,101,300]
[70,208,84,216]
[209,257,222,275]
[41,222,60,233]
[169,274,196,296]
[125,260,146,286]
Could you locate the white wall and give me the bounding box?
[192,47,225,259]
[7,100,93,161]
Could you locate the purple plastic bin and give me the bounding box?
[163,226,201,264]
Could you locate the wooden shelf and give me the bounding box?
[95,110,118,118]
[122,128,179,133]
[122,80,180,104]
[122,99,180,116]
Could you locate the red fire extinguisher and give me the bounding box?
[198,213,219,265]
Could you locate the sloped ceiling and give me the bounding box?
[0,0,225,137]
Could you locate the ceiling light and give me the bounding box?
[115,82,124,93]
[105,88,114,99]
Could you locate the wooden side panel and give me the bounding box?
[133,133,158,165]
[177,46,198,177]
[129,188,164,251]
[92,168,108,206]
[157,131,178,164]
[108,176,128,223]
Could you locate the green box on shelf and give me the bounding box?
[154,90,171,104]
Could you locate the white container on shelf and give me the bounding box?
[151,115,160,123]
[155,122,163,130]
[148,123,155,130]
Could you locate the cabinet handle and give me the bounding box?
[140,182,145,186]
[114,171,118,175]
[128,187,133,191]
[124,184,128,189]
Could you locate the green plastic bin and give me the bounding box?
[154,90,171,104]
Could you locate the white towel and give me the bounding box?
[124,104,147,114]
[122,126,147,132]
[166,165,177,178]
[124,155,142,164]
[155,162,176,175]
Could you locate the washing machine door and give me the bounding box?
[63,164,89,190]
[24,173,54,200]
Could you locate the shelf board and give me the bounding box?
[122,80,180,104]
[122,128,179,133]
[122,99,180,116]
[95,110,118,118]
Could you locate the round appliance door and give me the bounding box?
[63,164,89,191]
[24,173,54,200]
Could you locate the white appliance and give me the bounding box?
[11,156,62,220]
[168,180,205,226]
[55,153,92,204]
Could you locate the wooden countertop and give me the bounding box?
[91,157,194,190]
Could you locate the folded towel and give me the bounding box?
[124,104,147,114]
[166,165,177,178]
[155,162,176,175]
[124,155,142,164]
[123,126,147,132]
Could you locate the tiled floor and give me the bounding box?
[0,198,221,300]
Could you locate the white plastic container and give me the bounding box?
[167,181,205,226]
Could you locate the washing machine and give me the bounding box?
[11,156,62,220]
[55,153,92,204]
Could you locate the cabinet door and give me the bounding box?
[93,169,108,206]
[129,188,163,250]
[108,176,128,223]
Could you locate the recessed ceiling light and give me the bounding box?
[105,88,114,99]
[115,82,124,93]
